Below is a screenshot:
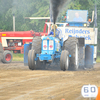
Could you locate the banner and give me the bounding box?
[58,27,98,44]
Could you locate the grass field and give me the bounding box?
[96,57,100,63]
[12,53,24,61]
[12,53,100,63]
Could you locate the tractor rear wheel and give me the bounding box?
[1,50,13,63]
[28,50,36,70]
[79,46,85,69]
[60,50,69,71]
[32,36,41,54]
[64,37,79,70]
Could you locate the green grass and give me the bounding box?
[12,53,100,63]
[12,53,24,61]
[96,57,100,63]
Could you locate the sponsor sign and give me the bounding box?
[58,27,98,44]
[81,85,98,98]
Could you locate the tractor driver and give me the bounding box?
[48,24,68,42]
[48,24,61,39]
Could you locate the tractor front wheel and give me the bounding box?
[28,50,36,70]
[60,50,69,71]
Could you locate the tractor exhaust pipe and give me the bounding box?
[13,14,15,32]
[53,24,56,37]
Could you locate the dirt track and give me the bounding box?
[0,62,100,100]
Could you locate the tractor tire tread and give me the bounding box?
[64,37,79,70]
[28,50,36,70]
[32,37,41,54]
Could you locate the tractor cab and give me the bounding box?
[66,10,88,27]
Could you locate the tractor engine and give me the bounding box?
[7,39,22,47]
[39,36,61,62]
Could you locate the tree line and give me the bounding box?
[0,0,100,55]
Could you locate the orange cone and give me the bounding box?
[96,87,100,100]
[61,99,65,100]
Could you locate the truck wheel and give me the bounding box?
[60,50,69,71]
[28,50,36,70]
[0,43,4,61]
[64,37,79,70]
[32,37,41,54]
[1,50,13,63]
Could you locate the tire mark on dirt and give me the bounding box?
[9,82,81,100]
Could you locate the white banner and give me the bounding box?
[58,27,98,44]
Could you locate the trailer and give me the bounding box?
[24,10,98,70]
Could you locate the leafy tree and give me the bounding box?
[0,0,100,56]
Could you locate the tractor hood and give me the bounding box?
[41,36,61,55]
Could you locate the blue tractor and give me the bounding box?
[24,9,97,71]
[24,31,79,71]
